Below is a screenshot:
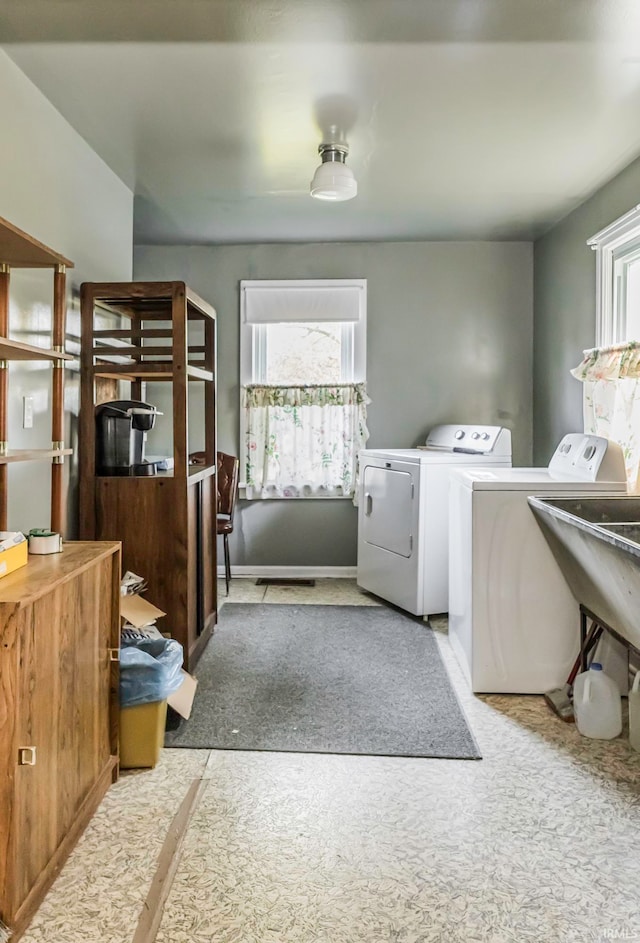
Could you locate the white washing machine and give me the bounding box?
[448,433,628,694]
[357,424,512,617]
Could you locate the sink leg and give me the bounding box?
[580,609,588,672]
[578,611,604,673]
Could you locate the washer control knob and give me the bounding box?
[471,432,480,440]
[454,430,465,440]
[481,432,490,440]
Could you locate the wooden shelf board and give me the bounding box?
[92,328,173,339]
[95,307,172,321]
[0,215,74,268]
[93,466,216,483]
[186,287,217,321]
[188,465,216,484]
[92,363,214,382]
[88,283,216,322]
[93,371,168,381]
[92,362,173,377]
[0,338,73,361]
[89,281,176,300]
[0,448,73,464]
[187,365,214,381]
[92,345,173,357]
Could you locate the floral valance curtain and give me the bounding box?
[242,382,370,499]
[571,341,640,491]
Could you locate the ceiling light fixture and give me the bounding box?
[310,143,357,202]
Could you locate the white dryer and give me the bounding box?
[357,424,512,617]
[448,434,628,694]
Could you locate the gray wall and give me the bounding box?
[0,50,133,534]
[534,153,640,464]
[135,241,533,567]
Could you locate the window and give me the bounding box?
[240,279,368,499]
[256,321,346,385]
[589,204,640,346]
[572,207,640,492]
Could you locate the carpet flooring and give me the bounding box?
[165,603,481,759]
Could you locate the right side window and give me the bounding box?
[612,236,640,343]
[575,206,640,492]
[589,205,640,345]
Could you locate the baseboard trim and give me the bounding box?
[217,565,357,579]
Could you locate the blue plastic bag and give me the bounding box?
[119,637,184,708]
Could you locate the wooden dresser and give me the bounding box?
[0,542,120,940]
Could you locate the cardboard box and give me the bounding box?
[120,594,166,629]
[167,670,198,720]
[0,538,28,579]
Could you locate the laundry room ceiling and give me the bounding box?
[3,0,640,244]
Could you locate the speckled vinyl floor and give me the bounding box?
[21,581,640,943]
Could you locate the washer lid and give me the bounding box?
[451,466,628,491]
[451,433,627,489]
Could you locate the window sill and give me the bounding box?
[239,485,354,501]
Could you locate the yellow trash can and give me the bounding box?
[119,700,167,769]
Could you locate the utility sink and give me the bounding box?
[530,496,640,527]
[528,496,640,652]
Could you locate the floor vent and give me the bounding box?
[255,578,317,587]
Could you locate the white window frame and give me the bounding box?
[239,278,367,492]
[588,204,640,346]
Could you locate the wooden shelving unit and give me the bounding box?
[0,214,74,533]
[79,281,218,670]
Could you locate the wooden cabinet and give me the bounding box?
[0,214,74,534]
[79,282,217,670]
[0,541,120,941]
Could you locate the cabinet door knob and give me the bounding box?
[18,746,37,766]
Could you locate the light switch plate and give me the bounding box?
[23,395,33,429]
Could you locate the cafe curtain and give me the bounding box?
[571,341,640,491]
[242,382,370,499]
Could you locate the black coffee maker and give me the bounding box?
[95,400,161,476]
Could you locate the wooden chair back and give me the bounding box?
[217,452,239,523]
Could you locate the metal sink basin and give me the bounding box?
[528,496,640,651]
[602,523,640,544]
[534,496,640,526]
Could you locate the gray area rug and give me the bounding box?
[165,603,481,759]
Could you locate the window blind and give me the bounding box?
[241,279,365,324]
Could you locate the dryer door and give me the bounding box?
[361,464,414,557]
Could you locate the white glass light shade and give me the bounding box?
[310,161,358,201]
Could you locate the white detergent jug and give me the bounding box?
[629,671,640,752]
[573,663,622,740]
